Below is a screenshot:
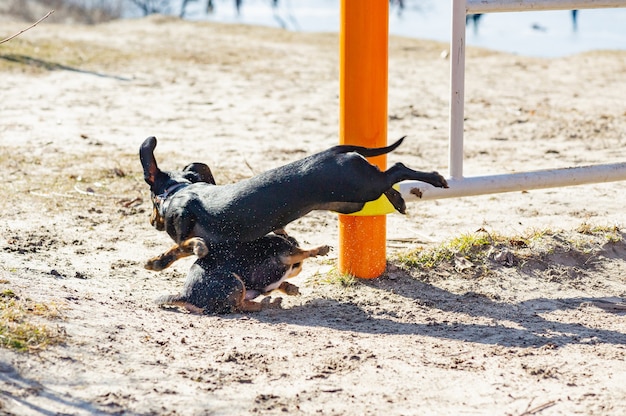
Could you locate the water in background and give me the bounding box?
[158,0,626,58]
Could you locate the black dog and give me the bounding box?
[140,136,447,270]
[155,234,329,314]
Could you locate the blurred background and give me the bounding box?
[3,0,626,57]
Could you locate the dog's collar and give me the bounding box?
[156,183,189,200]
[154,183,189,216]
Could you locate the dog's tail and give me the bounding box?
[336,136,405,157]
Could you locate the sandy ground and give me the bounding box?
[1,16,625,415]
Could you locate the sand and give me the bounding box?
[1,16,625,415]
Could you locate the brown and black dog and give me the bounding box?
[155,233,330,314]
[140,136,447,270]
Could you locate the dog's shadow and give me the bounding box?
[251,269,626,348]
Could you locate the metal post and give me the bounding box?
[449,0,466,179]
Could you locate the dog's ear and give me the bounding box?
[183,163,216,185]
[139,136,161,186]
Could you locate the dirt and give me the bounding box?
[1,15,625,415]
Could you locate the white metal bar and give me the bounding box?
[399,162,626,201]
[467,0,626,14]
[449,0,466,179]
[439,0,626,205]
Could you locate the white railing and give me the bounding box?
[466,0,625,13]
[400,0,626,201]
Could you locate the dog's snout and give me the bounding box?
[151,207,165,231]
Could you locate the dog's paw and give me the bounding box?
[317,245,331,256]
[261,296,283,309]
[270,297,283,308]
[432,172,449,189]
[385,189,406,214]
[145,257,167,271]
[279,281,300,296]
[192,239,209,258]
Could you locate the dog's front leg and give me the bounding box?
[144,237,209,271]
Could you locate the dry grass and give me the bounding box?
[307,268,359,288]
[0,36,132,74]
[0,286,66,352]
[396,224,624,275]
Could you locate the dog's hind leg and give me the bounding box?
[384,188,406,214]
[280,245,330,266]
[384,163,448,189]
[145,237,208,271]
[233,274,283,311]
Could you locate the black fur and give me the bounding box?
[140,136,448,249]
[155,234,329,314]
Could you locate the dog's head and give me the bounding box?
[140,137,216,229]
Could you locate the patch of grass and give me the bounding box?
[1,288,18,298]
[0,289,65,352]
[576,223,622,243]
[308,268,359,288]
[397,230,499,269]
[396,223,624,274]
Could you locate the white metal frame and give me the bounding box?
[399,0,626,201]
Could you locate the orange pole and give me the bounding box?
[338,0,389,278]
